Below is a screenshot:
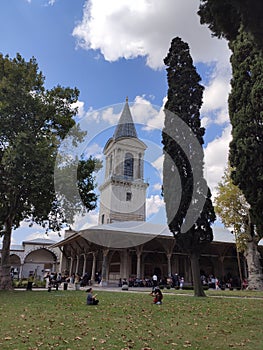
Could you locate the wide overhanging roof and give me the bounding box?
[51,221,236,250]
[51,221,172,249]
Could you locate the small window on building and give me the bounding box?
[126,192,132,201]
[101,214,105,224]
[109,155,113,175]
[124,153,134,178]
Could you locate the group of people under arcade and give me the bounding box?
[119,273,185,289]
[43,269,247,293]
[44,271,92,291]
[200,273,248,290]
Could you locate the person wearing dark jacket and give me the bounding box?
[86,288,99,305]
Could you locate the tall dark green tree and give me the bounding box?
[0,54,101,290]
[199,2,263,287]
[198,0,263,51]
[228,30,263,288]
[162,37,216,297]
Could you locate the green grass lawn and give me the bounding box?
[0,288,263,350]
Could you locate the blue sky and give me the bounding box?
[0,0,234,244]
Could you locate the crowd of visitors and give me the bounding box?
[200,273,245,290]
[124,273,185,288]
[42,270,246,293]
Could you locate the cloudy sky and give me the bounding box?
[1,0,233,244]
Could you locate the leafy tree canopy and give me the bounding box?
[0,53,101,233]
[198,0,263,50]
[215,165,263,290]
[0,53,101,289]
[214,165,251,252]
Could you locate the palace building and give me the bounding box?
[2,99,260,286]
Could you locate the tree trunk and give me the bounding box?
[0,220,13,290]
[244,238,263,290]
[190,250,206,297]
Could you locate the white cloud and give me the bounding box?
[153,183,162,191]
[200,60,232,128]
[146,194,165,218]
[203,78,230,114]
[131,96,159,124]
[101,107,120,125]
[204,124,232,197]
[201,116,210,129]
[26,0,56,4]
[84,143,103,160]
[151,155,164,179]
[215,108,230,125]
[73,210,99,230]
[24,230,62,242]
[139,96,166,131]
[73,0,230,70]
[201,65,231,127]
[72,100,86,119]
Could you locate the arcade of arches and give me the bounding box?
[53,230,258,286]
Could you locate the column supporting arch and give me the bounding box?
[167,253,172,277]
[100,249,109,286]
[75,255,80,275]
[82,254,87,277]
[69,257,73,276]
[91,252,97,284]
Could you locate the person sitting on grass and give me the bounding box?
[150,287,163,305]
[86,287,99,305]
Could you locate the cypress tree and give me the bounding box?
[228,29,263,261]
[162,37,216,297]
[198,0,263,51]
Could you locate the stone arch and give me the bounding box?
[23,246,59,264]
[10,254,21,266]
[10,254,21,278]
[22,248,58,279]
[143,252,167,279]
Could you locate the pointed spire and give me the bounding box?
[113,98,138,140]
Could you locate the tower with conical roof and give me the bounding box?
[99,98,148,224]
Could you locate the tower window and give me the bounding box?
[109,155,112,175]
[124,153,133,178]
[101,214,105,224]
[138,153,142,178]
[126,192,132,201]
